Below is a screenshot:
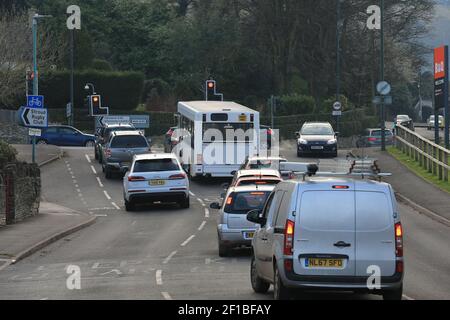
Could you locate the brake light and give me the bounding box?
[395,222,403,257]
[250,192,265,195]
[283,220,295,256]
[226,196,233,205]
[128,176,146,182]
[368,137,377,142]
[106,149,112,158]
[169,173,186,180]
[333,185,349,189]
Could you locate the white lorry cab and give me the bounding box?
[175,101,260,178]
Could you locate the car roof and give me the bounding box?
[105,124,134,128]
[236,169,281,178]
[111,130,144,137]
[228,185,276,194]
[134,153,177,161]
[281,177,391,192]
[302,122,332,126]
[247,156,287,161]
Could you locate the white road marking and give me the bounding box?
[75,184,79,188]
[111,202,120,210]
[161,292,172,300]
[40,298,49,301]
[95,214,108,217]
[402,294,415,301]
[156,270,163,285]
[103,191,111,200]
[90,166,97,175]
[96,177,104,188]
[198,221,207,231]
[197,198,204,204]
[181,235,195,247]
[163,251,177,265]
[85,154,92,163]
[76,189,81,193]
[71,176,76,179]
[189,191,196,197]
[204,208,210,218]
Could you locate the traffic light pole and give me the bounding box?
[32,16,38,96]
[380,0,386,152]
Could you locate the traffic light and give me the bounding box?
[26,71,34,95]
[89,94,109,116]
[205,80,223,101]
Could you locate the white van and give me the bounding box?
[247,177,404,300]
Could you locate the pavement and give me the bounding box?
[0,145,96,272]
[12,144,63,167]
[352,147,450,223]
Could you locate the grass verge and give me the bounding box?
[387,146,450,194]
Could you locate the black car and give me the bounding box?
[296,122,338,158]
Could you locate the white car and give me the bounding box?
[123,154,189,211]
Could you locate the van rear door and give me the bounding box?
[355,190,396,276]
[294,187,356,276]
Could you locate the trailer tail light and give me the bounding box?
[283,220,295,256]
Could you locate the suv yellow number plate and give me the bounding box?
[305,258,344,268]
[150,180,165,186]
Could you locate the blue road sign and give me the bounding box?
[27,95,44,108]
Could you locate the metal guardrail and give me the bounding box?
[395,124,449,182]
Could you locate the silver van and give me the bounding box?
[247,177,404,300]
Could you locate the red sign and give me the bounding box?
[435,46,446,79]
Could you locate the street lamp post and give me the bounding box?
[85,83,96,95]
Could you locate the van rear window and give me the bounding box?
[111,136,147,148]
[355,192,391,231]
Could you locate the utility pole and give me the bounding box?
[69,29,74,126]
[380,0,386,151]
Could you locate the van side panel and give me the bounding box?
[355,191,396,277]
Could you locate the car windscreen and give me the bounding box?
[225,191,271,214]
[133,159,179,172]
[301,125,334,135]
[372,130,393,137]
[111,136,147,148]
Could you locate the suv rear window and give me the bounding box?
[225,191,271,214]
[133,159,179,172]
[111,135,147,148]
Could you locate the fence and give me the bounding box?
[395,124,449,182]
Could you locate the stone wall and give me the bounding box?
[0,162,41,226]
[0,109,28,144]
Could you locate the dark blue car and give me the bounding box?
[32,125,95,147]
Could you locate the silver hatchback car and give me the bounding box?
[247,177,404,300]
[210,185,275,257]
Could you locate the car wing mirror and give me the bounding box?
[246,209,265,225]
[210,202,221,210]
[295,132,300,138]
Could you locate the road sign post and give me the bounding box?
[376,80,391,152]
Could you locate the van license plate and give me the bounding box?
[243,232,254,240]
[305,258,344,268]
[150,180,165,186]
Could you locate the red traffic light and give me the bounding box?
[207,81,215,89]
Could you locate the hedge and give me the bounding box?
[39,70,145,111]
[0,139,17,169]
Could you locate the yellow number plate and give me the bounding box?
[243,232,254,239]
[305,258,344,268]
[149,180,165,186]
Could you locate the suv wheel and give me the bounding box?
[274,264,290,300]
[382,284,403,300]
[250,255,270,293]
[218,240,230,257]
[125,199,135,212]
[180,196,190,209]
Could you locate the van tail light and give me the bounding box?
[395,222,403,258]
[106,149,112,158]
[283,220,295,256]
[169,173,186,180]
[128,176,146,182]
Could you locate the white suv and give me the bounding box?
[123,154,189,211]
[248,177,404,300]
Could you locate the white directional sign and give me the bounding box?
[21,107,48,128]
[28,128,42,137]
[377,81,391,96]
